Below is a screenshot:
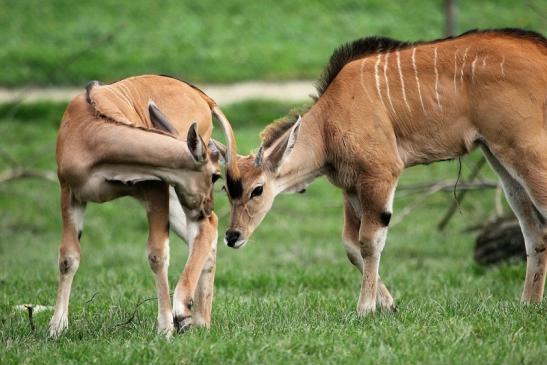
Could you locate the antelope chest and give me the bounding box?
[325,162,360,191]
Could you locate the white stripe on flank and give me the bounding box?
[359,58,373,102]
[460,47,468,83]
[453,49,459,94]
[396,50,411,112]
[411,48,426,114]
[482,55,488,68]
[374,54,385,107]
[433,47,442,110]
[383,53,396,114]
[471,55,478,82]
[500,56,506,77]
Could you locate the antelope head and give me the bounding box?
[148,101,237,220]
[223,117,306,248]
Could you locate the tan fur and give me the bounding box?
[225,32,547,315]
[50,75,235,337]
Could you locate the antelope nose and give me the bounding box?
[225,229,241,247]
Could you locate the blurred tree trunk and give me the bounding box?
[444,0,458,36]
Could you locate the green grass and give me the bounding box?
[0,0,545,87]
[0,101,546,364]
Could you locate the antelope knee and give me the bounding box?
[59,254,80,275]
[201,254,216,274]
[358,227,386,257]
[148,251,168,272]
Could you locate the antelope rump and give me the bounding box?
[223,29,547,315]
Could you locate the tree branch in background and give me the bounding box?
[0,148,56,185]
[393,178,497,227]
[437,157,487,231]
[444,0,458,37]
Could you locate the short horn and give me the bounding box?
[255,145,264,166]
[211,105,240,178]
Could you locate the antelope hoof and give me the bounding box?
[48,316,68,338]
[157,322,174,338]
[356,301,376,317]
[173,315,192,333]
[377,296,397,312]
[158,327,174,339]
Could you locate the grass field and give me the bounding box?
[0,0,545,87]
[0,101,545,364]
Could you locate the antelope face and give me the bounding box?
[148,101,224,221]
[224,115,302,247]
[224,155,276,248]
[174,150,222,221]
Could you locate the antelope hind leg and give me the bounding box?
[481,144,546,303]
[136,182,174,336]
[49,185,86,337]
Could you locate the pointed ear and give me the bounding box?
[148,100,178,135]
[282,116,301,161]
[208,139,226,164]
[266,116,301,171]
[187,122,207,164]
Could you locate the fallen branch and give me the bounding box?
[0,167,56,184]
[84,292,99,305]
[114,296,158,328]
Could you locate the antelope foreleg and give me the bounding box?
[355,175,398,316]
[172,214,217,332]
[342,194,396,311]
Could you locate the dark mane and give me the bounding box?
[315,36,411,97]
[315,28,546,97]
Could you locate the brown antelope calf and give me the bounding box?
[50,75,239,337]
[223,29,547,315]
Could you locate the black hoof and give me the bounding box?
[173,315,192,333]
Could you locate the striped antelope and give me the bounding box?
[223,29,547,315]
[50,75,238,337]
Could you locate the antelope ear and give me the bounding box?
[282,116,301,161]
[267,116,301,171]
[187,122,207,164]
[148,100,178,135]
[209,139,227,164]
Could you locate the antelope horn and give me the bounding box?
[255,145,264,166]
[211,105,240,178]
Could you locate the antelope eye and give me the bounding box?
[250,185,263,199]
[212,173,222,184]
